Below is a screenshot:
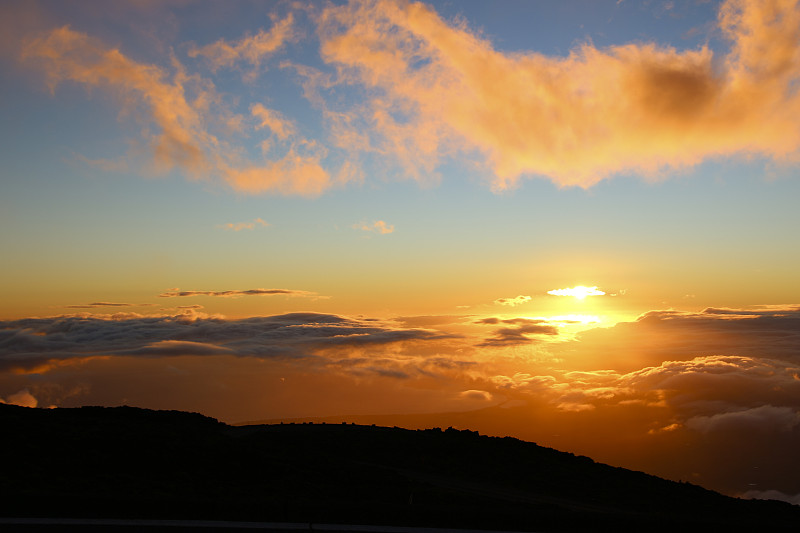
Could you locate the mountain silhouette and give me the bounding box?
[1,404,798,532]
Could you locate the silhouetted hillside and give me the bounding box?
[1,404,798,532]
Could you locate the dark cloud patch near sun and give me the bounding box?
[477,317,560,347]
[553,305,800,373]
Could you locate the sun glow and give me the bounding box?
[548,286,606,300]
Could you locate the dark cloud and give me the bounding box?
[64,302,155,309]
[493,295,531,307]
[0,312,456,373]
[686,404,800,434]
[553,305,800,372]
[158,288,318,298]
[477,318,559,347]
[476,317,550,326]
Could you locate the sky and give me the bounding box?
[2,0,800,505]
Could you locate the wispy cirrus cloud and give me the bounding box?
[252,103,296,141]
[20,24,332,197]
[64,302,156,309]
[188,13,296,77]
[158,288,318,298]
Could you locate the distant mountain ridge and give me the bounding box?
[1,404,798,532]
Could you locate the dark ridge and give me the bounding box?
[1,404,798,532]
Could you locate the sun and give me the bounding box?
[547,285,606,300]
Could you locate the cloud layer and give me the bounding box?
[2,304,800,499]
[14,0,800,194]
[317,0,800,189]
[20,21,332,196]
[0,311,457,375]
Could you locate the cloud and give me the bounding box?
[533,353,800,428]
[218,218,270,231]
[64,302,155,309]
[459,389,493,401]
[22,26,213,175]
[547,286,606,299]
[0,388,38,407]
[158,288,317,298]
[353,220,394,234]
[188,13,296,76]
[478,318,559,347]
[20,0,800,197]
[686,405,800,434]
[0,312,459,374]
[551,305,800,372]
[252,104,296,140]
[490,373,559,391]
[317,0,800,189]
[116,340,237,357]
[493,295,531,307]
[20,24,333,197]
[223,149,331,196]
[742,489,800,506]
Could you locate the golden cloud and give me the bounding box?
[317,0,800,189]
[188,13,296,76]
[353,220,395,234]
[21,25,333,197]
[16,0,800,195]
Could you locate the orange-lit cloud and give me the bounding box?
[188,13,296,76]
[459,389,493,401]
[22,25,213,176]
[223,148,331,196]
[218,217,270,231]
[0,388,37,407]
[548,286,606,299]
[317,0,800,189]
[252,103,296,140]
[20,25,333,197]
[493,295,531,307]
[353,220,395,234]
[18,0,800,196]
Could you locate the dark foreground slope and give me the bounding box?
[1,404,798,532]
